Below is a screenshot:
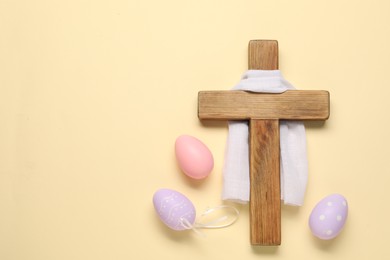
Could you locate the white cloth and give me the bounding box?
[222,70,308,206]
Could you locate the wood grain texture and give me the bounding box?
[250,119,281,245]
[198,90,330,120]
[249,40,278,70]
[248,40,280,246]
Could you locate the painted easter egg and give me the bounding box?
[153,189,196,231]
[309,194,348,240]
[175,135,214,179]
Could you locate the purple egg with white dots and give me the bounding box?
[309,194,348,240]
[153,189,196,231]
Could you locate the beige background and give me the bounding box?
[1,0,389,259]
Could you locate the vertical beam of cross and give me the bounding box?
[248,40,281,245]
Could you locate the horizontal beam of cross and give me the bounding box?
[198,90,329,120]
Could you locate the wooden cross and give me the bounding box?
[198,40,330,246]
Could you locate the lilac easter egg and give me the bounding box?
[175,135,214,180]
[153,189,196,231]
[309,194,348,240]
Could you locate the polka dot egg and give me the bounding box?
[309,194,348,240]
[153,189,196,231]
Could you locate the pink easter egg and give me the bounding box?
[153,189,196,231]
[309,194,348,240]
[175,135,214,179]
